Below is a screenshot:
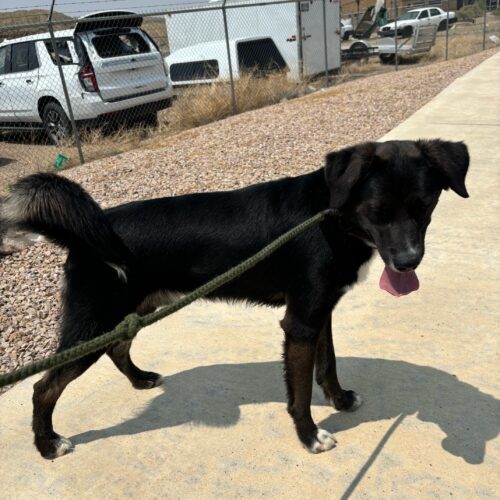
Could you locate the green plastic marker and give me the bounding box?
[54,153,69,170]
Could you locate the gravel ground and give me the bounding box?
[0,49,497,393]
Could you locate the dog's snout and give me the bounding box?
[392,252,421,272]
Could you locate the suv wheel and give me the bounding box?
[42,102,72,146]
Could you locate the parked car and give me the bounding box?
[340,19,354,41]
[377,7,457,38]
[0,11,173,145]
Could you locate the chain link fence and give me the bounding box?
[0,0,498,191]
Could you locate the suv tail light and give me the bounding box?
[79,65,99,92]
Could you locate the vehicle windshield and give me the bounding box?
[398,11,419,20]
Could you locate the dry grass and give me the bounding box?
[62,72,307,161]
[162,71,305,133]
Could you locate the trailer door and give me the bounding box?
[300,0,340,77]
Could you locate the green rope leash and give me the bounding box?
[0,209,334,388]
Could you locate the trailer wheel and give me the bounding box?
[349,42,369,62]
[379,53,396,64]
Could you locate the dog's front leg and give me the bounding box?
[281,310,337,453]
[315,315,363,412]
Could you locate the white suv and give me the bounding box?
[378,7,457,38]
[0,11,173,145]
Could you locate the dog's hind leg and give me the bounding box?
[32,351,104,459]
[107,340,162,389]
[314,315,363,412]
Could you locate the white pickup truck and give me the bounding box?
[378,7,457,38]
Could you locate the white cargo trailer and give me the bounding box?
[165,0,341,84]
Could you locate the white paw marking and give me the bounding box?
[55,437,74,457]
[309,429,337,454]
[351,392,363,411]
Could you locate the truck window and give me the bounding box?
[418,10,429,18]
[430,8,441,16]
[237,38,287,74]
[92,33,150,58]
[170,60,219,82]
[0,45,11,75]
[45,40,74,65]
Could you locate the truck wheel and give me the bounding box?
[438,20,447,31]
[142,112,159,128]
[42,102,72,146]
[379,53,396,64]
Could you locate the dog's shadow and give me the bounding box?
[72,357,499,464]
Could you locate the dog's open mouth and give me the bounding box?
[379,266,420,297]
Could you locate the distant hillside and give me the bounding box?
[0,9,74,40]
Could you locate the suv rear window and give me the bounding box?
[92,33,150,58]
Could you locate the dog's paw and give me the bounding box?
[333,390,363,412]
[132,371,162,390]
[35,434,74,460]
[306,429,337,454]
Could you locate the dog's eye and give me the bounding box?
[409,199,431,216]
[367,205,391,224]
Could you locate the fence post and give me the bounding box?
[445,2,449,61]
[482,7,487,50]
[322,0,329,87]
[296,1,304,80]
[222,0,237,115]
[393,0,398,71]
[47,11,84,164]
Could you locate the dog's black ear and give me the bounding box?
[418,139,470,198]
[324,142,377,209]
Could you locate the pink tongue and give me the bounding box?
[379,266,419,297]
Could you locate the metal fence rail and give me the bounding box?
[0,0,498,188]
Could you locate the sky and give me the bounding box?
[0,0,208,17]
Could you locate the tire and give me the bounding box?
[379,53,396,64]
[342,31,352,41]
[142,112,159,128]
[400,25,413,37]
[42,102,72,146]
[438,20,447,31]
[349,42,369,62]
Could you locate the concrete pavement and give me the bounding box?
[1,52,499,499]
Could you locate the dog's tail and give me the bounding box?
[1,173,131,280]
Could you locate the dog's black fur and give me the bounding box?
[1,139,469,459]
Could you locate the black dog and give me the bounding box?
[1,139,469,459]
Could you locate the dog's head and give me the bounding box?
[324,139,469,272]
